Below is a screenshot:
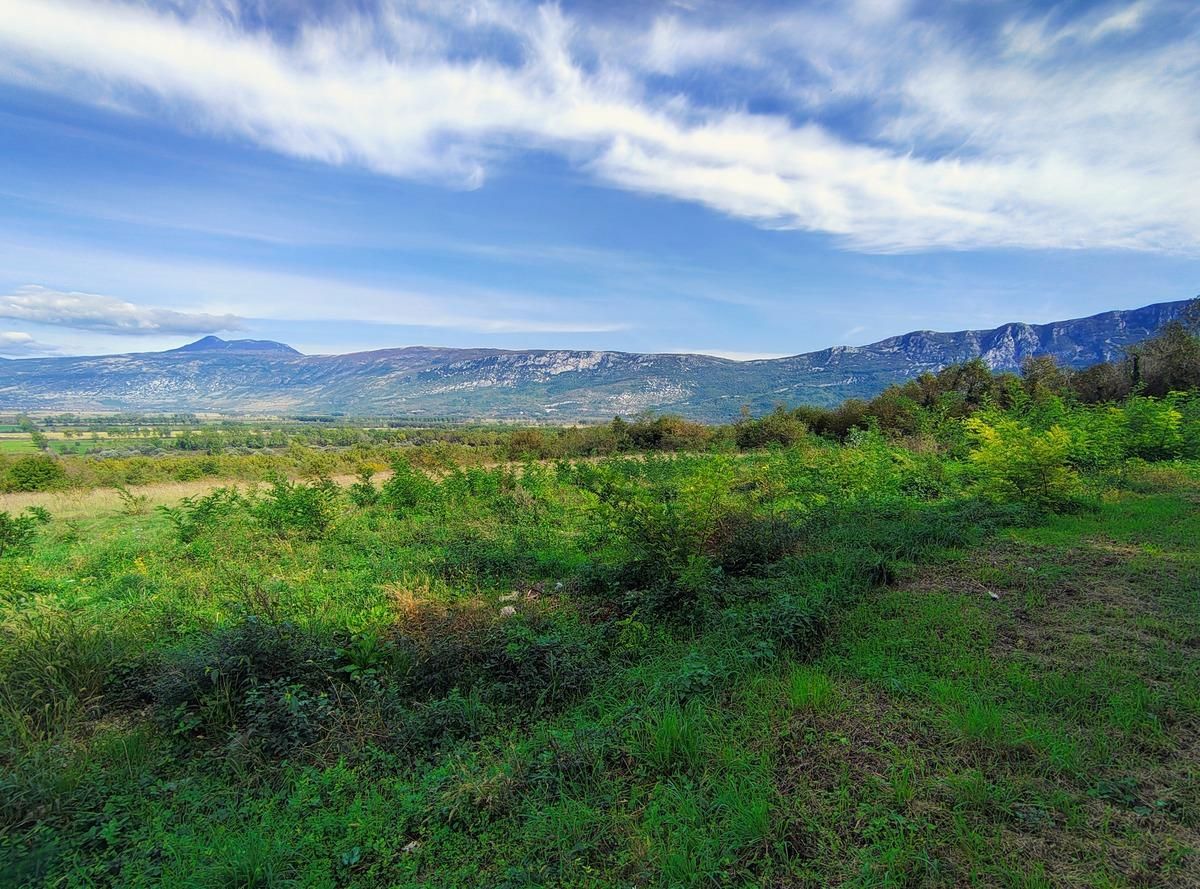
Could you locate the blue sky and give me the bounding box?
[0,0,1197,359]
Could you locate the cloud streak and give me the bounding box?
[0,285,243,334]
[0,1,1196,252]
[0,331,61,356]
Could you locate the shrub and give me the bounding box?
[381,456,435,511]
[437,529,540,584]
[703,511,802,574]
[1020,354,1070,402]
[625,415,712,451]
[5,455,65,492]
[965,417,1082,508]
[394,603,601,713]
[159,486,247,543]
[348,467,379,507]
[573,465,701,585]
[734,407,807,449]
[0,508,50,557]
[114,484,149,515]
[1133,318,1200,396]
[1071,360,1133,403]
[253,475,340,536]
[400,687,493,751]
[393,601,491,698]
[795,400,871,439]
[507,429,552,461]
[722,593,824,658]
[481,617,604,710]
[1121,395,1184,460]
[1060,407,1127,471]
[240,679,335,757]
[145,618,341,754]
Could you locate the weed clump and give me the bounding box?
[140,618,342,755]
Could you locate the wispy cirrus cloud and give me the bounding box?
[0,285,243,334]
[0,0,1196,253]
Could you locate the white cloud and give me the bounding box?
[0,285,243,334]
[1004,1,1155,56]
[0,331,61,356]
[0,0,1196,252]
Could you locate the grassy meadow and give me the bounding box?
[2,350,1199,887]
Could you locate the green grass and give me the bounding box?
[782,479,1200,886]
[0,439,38,455]
[0,432,1197,887]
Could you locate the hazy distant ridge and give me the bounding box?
[0,300,1188,419]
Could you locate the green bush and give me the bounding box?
[0,507,50,557]
[159,486,247,543]
[4,455,65,492]
[381,456,436,511]
[1121,395,1185,460]
[625,415,713,451]
[734,407,807,449]
[348,467,379,507]
[253,475,341,536]
[143,618,342,755]
[481,617,604,710]
[507,428,552,460]
[703,510,803,574]
[965,416,1082,508]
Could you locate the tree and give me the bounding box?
[1020,355,1069,402]
[609,416,631,451]
[1181,296,1200,332]
[507,428,551,461]
[1070,361,1132,404]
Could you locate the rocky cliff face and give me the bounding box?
[0,300,1189,420]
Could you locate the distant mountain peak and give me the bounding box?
[171,336,300,356]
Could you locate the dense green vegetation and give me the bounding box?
[2,318,1199,887]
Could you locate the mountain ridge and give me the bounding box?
[0,299,1190,419]
[167,336,301,355]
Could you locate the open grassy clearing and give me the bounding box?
[779,466,1200,886]
[0,472,380,523]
